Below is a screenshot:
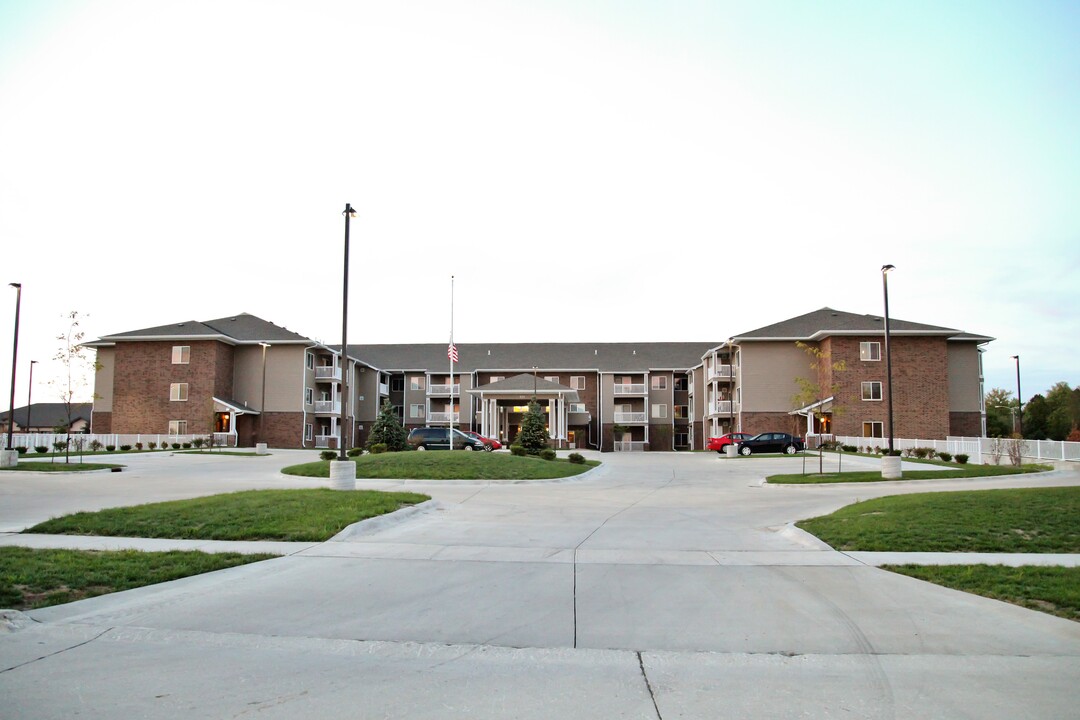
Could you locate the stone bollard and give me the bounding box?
[0,449,18,468]
[881,455,902,479]
[329,459,356,490]
[255,443,268,455]
[725,445,737,458]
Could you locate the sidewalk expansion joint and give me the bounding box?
[637,651,663,720]
[0,625,114,675]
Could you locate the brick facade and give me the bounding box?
[740,411,802,437]
[950,411,982,437]
[91,411,112,433]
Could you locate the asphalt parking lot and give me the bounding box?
[2,449,1078,719]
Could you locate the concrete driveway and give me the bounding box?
[1,450,1078,718]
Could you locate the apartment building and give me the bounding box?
[85,308,991,450]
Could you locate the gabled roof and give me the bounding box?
[0,402,93,426]
[87,313,312,346]
[346,342,717,373]
[731,307,992,343]
[470,373,581,401]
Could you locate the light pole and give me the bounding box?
[339,203,357,461]
[993,404,1018,435]
[881,265,895,454]
[1011,355,1022,438]
[26,360,37,434]
[258,342,270,447]
[5,283,21,456]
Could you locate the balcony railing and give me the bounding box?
[613,384,646,395]
[613,441,647,452]
[315,367,341,381]
[429,412,460,423]
[428,384,461,396]
[709,400,732,415]
[314,434,338,448]
[613,412,647,424]
[379,382,389,395]
[708,365,733,380]
[314,400,341,413]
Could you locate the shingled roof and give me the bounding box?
[731,307,993,343]
[88,313,312,346]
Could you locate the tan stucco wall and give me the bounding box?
[233,344,307,412]
[93,347,114,411]
[947,343,983,412]
[739,342,811,412]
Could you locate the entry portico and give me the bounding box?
[471,374,591,449]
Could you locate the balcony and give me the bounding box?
[708,365,733,381]
[314,434,338,449]
[315,367,341,382]
[379,381,389,395]
[613,412,647,424]
[314,400,341,414]
[613,441,647,452]
[707,400,732,415]
[428,412,460,423]
[613,384,646,395]
[428,384,461,396]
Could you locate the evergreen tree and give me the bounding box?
[367,400,408,451]
[1023,394,1050,440]
[516,399,549,454]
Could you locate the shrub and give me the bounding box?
[955,453,969,464]
[120,444,132,452]
[53,440,68,453]
[182,442,192,449]
[135,442,143,451]
[320,450,338,461]
[912,448,928,459]
[873,446,882,455]
[841,445,857,453]
[105,445,116,452]
[887,449,902,456]
[368,443,386,455]
[540,448,557,461]
[926,448,938,459]
[347,447,364,457]
[192,438,204,449]
[35,445,48,454]
[15,446,27,455]
[1068,427,1080,443]
[938,451,953,462]
[171,443,181,450]
[148,441,157,450]
[568,452,586,465]
[510,444,526,457]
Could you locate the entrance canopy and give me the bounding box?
[469,374,588,445]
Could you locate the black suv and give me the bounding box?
[407,427,487,451]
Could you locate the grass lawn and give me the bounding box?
[796,486,1080,553]
[768,462,1052,484]
[26,488,430,542]
[1,461,124,472]
[0,546,276,611]
[886,565,1080,622]
[283,451,599,480]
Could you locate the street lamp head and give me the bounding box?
[343,204,357,219]
[1011,355,1019,360]
[881,264,895,274]
[9,283,20,289]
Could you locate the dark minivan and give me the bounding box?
[407,427,487,451]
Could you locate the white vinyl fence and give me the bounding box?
[834,435,1080,464]
[2,432,236,452]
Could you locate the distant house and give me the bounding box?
[0,403,94,434]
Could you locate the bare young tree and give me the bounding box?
[791,341,846,475]
[52,311,100,463]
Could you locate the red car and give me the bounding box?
[707,432,753,453]
[463,431,502,451]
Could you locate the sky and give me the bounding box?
[1,0,1077,407]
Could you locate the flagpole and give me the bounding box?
[449,275,455,450]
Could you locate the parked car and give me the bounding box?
[706,432,753,453]
[462,431,502,451]
[406,427,487,451]
[736,432,804,455]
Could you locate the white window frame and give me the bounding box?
[651,376,667,390]
[861,381,883,401]
[168,420,187,435]
[170,383,188,402]
[410,377,425,391]
[304,423,313,441]
[862,421,884,438]
[860,342,882,362]
[571,376,585,390]
[490,376,504,383]
[305,388,313,405]
[410,404,425,418]
[171,345,190,365]
[651,403,667,419]
[306,352,314,370]
[544,376,559,384]
[391,376,404,392]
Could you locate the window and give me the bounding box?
[171,346,190,364]
[674,377,688,391]
[571,376,585,390]
[305,388,313,405]
[544,376,559,383]
[170,383,188,401]
[862,421,884,438]
[569,402,586,413]
[860,342,881,361]
[305,424,313,441]
[391,376,404,392]
[651,376,667,390]
[861,381,883,401]
[306,352,314,370]
[410,377,425,391]
[675,405,688,419]
[410,404,425,418]
[168,420,187,435]
[651,404,667,419]
[490,375,504,383]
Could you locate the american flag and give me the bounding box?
[447,342,458,363]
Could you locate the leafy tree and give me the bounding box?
[516,399,549,455]
[51,311,100,463]
[791,341,846,473]
[1043,382,1076,440]
[983,387,1017,437]
[1023,394,1050,440]
[367,400,408,451]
